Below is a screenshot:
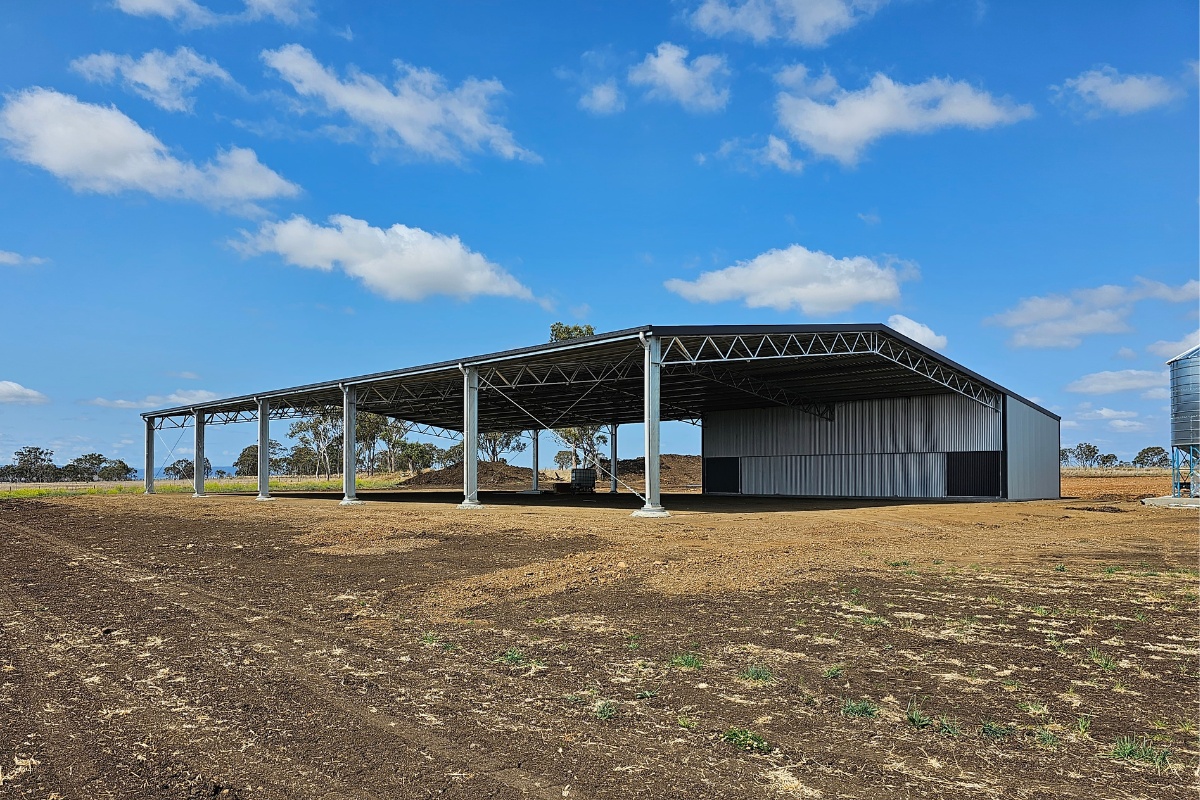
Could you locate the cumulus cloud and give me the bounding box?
[1053,66,1180,116]
[1148,328,1200,360]
[71,47,233,113]
[238,214,534,303]
[0,89,298,210]
[628,43,731,113]
[774,65,1032,164]
[887,314,947,350]
[713,135,805,173]
[0,381,49,404]
[579,80,625,115]
[987,278,1199,348]
[113,0,312,28]
[1078,407,1137,421]
[88,388,220,409]
[1065,369,1167,394]
[1107,419,1147,433]
[0,249,46,266]
[261,44,535,163]
[690,0,889,47]
[664,244,913,315]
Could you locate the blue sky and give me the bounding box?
[0,0,1196,469]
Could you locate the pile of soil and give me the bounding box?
[614,454,702,486]
[402,461,533,489]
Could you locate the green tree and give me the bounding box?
[1071,442,1100,468]
[1098,453,1118,468]
[284,444,319,477]
[355,412,387,476]
[549,322,595,342]
[65,453,107,480]
[12,446,58,482]
[399,440,438,471]
[234,441,285,477]
[1132,446,1170,468]
[97,459,136,481]
[434,442,464,468]
[163,458,211,480]
[553,450,574,470]
[1059,448,1072,466]
[478,431,528,463]
[288,406,341,479]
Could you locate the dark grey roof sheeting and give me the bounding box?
[142,324,1058,430]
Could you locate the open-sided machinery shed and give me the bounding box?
[141,324,1061,515]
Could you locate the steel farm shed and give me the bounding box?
[141,324,1061,515]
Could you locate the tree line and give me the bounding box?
[0,447,137,483]
[1059,443,1170,468]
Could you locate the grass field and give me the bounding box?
[0,474,1195,798]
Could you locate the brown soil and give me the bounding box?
[402,460,534,488]
[616,454,702,486]
[0,479,1196,799]
[1061,474,1173,502]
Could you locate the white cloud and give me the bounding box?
[113,0,312,28]
[714,135,804,173]
[1108,419,1147,433]
[690,0,889,47]
[775,66,1033,164]
[261,44,535,163]
[169,370,201,380]
[988,278,1199,348]
[579,80,625,115]
[71,47,233,113]
[664,243,913,314]
[1060,419,1080,429]
[628,43,731,113]
[238,214,534,303]
[88,388,219,410]
[1148,328,1200,360]
[0,89,298,211]
[857,211,880,225]
[887,314,947,350]
[0,381,49,405]
[1079,407,1137,420]
[0,249,46,266]
[1053,66,1179,116]
[1065,369,1167,394]
[1141,387,1169,400]
[1115,346,1137,359]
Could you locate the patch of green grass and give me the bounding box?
[1053,563,1067,572]
[594,700,618,720]
[905,698,932,730]
[669,652,703,669]
[677,716,697,729]
[739,664,774,683]
[634,689,658,699]
[937,715,963,737]
[497,647,527,666]
[419,632,440,646]
[1088,648,1117,671]
[886,560,912,568]
[722,727,771,754]
[1031,606,1051,617]
[625,633,641,650]
[821,665,845,679]
[1036,728,1061,749]
[862,616,889,627]
[981,721,1014,738]
[841,698,879,718]
[1110,737,1169,768]
[1019,701,1049,717]
[1102,566,1122,575]
[1076,714,1093,737]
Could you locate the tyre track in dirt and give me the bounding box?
[0,516,567,799]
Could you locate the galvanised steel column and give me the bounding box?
[143,418,155,494]
[192,412,206,498]
[609,424,618,493]
[458,366,483,508]
[633,335,669,517]
[521,430,540,494]
[340,386,363,505]
[256,398,273,501]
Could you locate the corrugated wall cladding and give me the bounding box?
[1170,353,1199,448]
[1005,395,1060,500]
[704,394,1001,457]
[739,453,947,498]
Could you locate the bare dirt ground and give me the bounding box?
[0,475,1196,799]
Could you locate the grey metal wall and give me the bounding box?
[1171,349,1199,449]
[1004,395,1060,500]
[704,395,1001,498]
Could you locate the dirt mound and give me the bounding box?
[402,461,534,488]
[615,454,702,486]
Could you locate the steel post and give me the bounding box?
[458,367,483,508]
[192,412,206,497]
[257,398,273,501]
[340,386,363,505]
[609,424,618,493]
[633,335,668,517]
[143,418,155,494]
[520,430,540,494]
